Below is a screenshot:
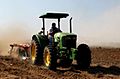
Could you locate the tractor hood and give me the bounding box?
[54,32,77,38]
[54,32,77,49]
[54,32,77,45]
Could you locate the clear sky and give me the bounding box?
[0,0,120,48]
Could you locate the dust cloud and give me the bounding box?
[0,6,120,55]
[76,5,120,47]
[0,23,31,55]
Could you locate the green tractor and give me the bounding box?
[30,13,91,70]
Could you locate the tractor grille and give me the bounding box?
[62,35,76,48]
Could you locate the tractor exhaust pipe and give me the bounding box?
[70,17,72,33]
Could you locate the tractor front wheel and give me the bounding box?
[76,44,91,69]
[43,46,57,70]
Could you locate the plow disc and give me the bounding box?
[8,43,31,63]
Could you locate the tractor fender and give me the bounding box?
[32,34,41,45]
[32,34,49,49]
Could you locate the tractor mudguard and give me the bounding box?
[32,34,49,53]
[32,34,40,45]
[32,34,48,47]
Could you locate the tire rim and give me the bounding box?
[31,41,36,64]
[44,48,50,66]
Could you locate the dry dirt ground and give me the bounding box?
[0,47,120,79]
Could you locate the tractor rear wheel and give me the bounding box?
[31,38,43,65]
[76,44,91,69]
[43,46,57,70]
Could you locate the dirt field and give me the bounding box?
[0,47,120,79]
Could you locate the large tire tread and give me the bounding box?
[76,44,91,69]
[43,46,57,70]
[31,37,43,65]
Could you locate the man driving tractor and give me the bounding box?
[49,23,62,36]
[48,23,62,45]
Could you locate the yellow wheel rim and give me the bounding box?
[44,48,50,66]
[31,41,36,64]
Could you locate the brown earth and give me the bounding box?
[0,47,120,79]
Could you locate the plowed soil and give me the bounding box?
[0,47,120,79]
